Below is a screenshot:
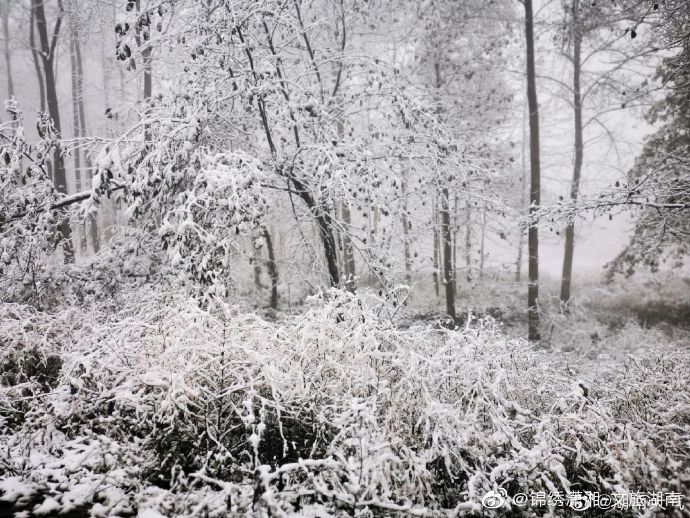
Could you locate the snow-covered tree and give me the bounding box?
[607,1,690,277]
[100,0,483,298]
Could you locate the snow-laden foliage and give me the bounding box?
[96,0,494,293]
[0,114,172,307]
[0,115,76,305]
[91,93,271,293]
[1,288,688,516]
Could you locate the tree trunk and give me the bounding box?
[138,0,152,141]
[432,196,440,298]
[516,96,528,282]
[560,0,583,311]
[366,207,373,286]
[333,106,355,291]
[441,187,455,322]
[100,5,117,241]
[479,198,487,283]
[401,178,412,288]
[341,201,356,291]
[317,210,340,288]
[465,198,472,282]
[337,119,355,292]
[330,12,352,291]
[33,0,74,263]
[101,16,110,113]
[453,193,458,294]
[243,21,340,289]
[252,243,264,293]
[523,0,541,342]
[291,178,340,288]
[263,228,279,310]
[77,47,100,253]
[69,15,86,253]
[2,0,14,101]
[70,8,100,253]
[68,34,81,192]
[29,7,46,113]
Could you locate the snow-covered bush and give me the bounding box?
[1,288,688,516]
[0,116,70,305]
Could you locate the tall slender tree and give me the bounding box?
[33,0,74,262]
[522,0,541,342]
[555,0,652,306]
[69,9,85,252]
[559,0,583,310]
[515,97,528,283]
[434,61,456,321]
[1,0,14,102]
[440,186,455,321]
[69,1,100,253]
[29,6,46,113]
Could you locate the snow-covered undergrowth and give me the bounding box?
[1,289,689,516]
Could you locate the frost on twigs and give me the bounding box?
[0,288,688,515]
[93,96,269,298]
[0,114,79,305]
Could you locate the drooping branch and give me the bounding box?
[530,168,690,228]
[7,185,124,223]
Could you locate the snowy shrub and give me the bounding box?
[0,117,70,306]
[0,288,688,516]
[93,102,271,298]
